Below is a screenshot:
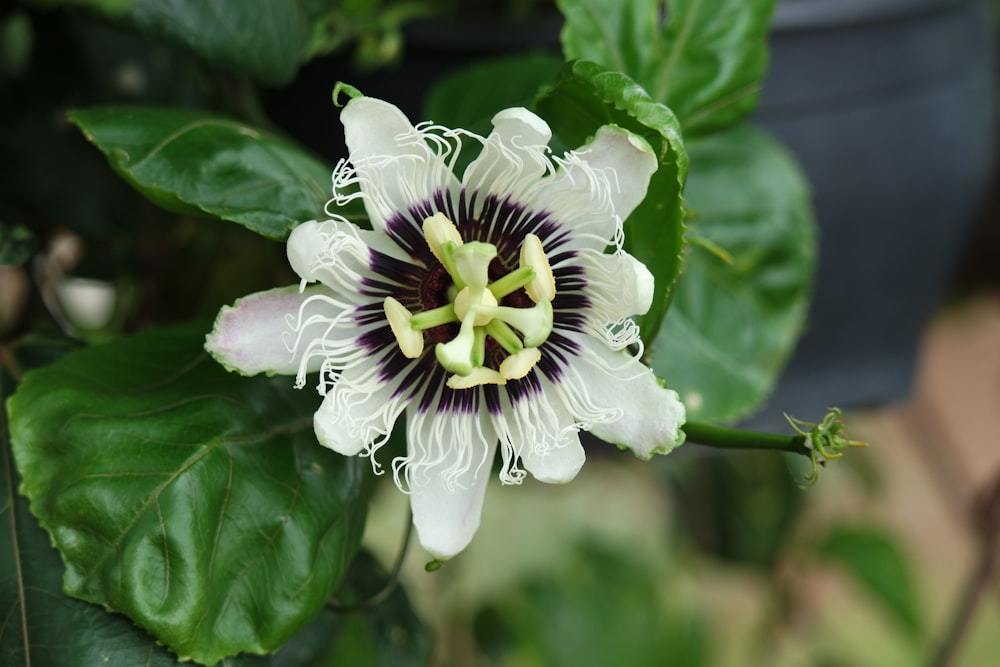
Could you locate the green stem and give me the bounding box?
[684,420,810,458]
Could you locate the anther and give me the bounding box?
[499,347,542,380]
[520,234,555,303]
[383,297,424,358]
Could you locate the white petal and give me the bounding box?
[564,333,686,459]
[575,125,657,221]
[405,403,498,559]
[532,125,658,251]
[287,219,412,296]
[313,361,408,457]
[578,249,655,323]
[494,389,585,484]
[205,285,332,376]
[340,97,460,230]
[462,107,553,198]
[523,435,585,483]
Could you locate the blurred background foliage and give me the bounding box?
[2,0,998,665]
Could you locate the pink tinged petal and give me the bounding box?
[340,97,460,230]
[312,363,409,457]
[532,125,658,251]
[462,107,553,197]
[405,406,498,559]
[567,333,686,459]
[286,219,411,296]
[205,285,333,376]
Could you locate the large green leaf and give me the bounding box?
[0,336,274,666]
[122,0,312,85]
[422,53,565,139]
[651,124,814,424]
[536,60,688,343]
[7,323,372,665]
[69,107,331,240]
[816,524,925,640]
[557,0,776,137]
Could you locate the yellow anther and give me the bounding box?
[422,213,463,265]
[447,367,507,389]
[520,233,555,303]
[383,297,424,358]
[499,347,542,380]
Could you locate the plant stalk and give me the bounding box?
[684,420,811,458]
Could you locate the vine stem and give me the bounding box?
[929,470,1000,667]
[683,420,811,458]
[326,508,413,613]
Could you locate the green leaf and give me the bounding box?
[69,107,331,240]
[1,337,190,666]
[817,524,925,639]
[122,0,311,85]
[7,323,372,664]
[423,53,565,138]
[558,0,777,137]
[651,124,814,423]
[535,60,688,343]
[556,0,660,80]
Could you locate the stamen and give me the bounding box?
[472,326,487,367]
[447,367,506,389]
[520,233,555,303]
[422,213,463,265]
[439,241,462,289]
[383,297,424,358]
[488,266,535,299]
[410,303,458,330]
[500,347,542,380]
[388,220,560,388]
[485,319,524,355]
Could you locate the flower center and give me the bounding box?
[382,212,556,389]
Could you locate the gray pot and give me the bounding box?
[746,0,997,428]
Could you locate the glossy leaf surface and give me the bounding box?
[558,0,776,137]
[0,336,279,666]
[123,0,312,84]
[69,107,331,240]
[536,60,688,343]
[8,323,371,664]
[651,124,814,423]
